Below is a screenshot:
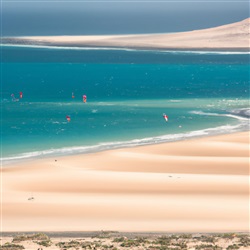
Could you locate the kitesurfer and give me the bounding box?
[163,113,168,122]
[66,115,71,122]
[83,95,87,103]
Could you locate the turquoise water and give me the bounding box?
[1,46,249,162]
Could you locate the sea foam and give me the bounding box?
[1,44,249,54]
[2,114,248,165]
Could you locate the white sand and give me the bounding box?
[1,131,249,232]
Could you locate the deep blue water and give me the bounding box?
[1,46,249,162]
[2,2,249,36]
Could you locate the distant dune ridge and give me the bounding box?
[2,18,250,49]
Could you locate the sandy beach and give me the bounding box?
[1,131,249,233]
[2,18,249,50]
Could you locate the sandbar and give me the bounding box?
[2,18,250,50]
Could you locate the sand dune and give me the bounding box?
[2,18,249,49]
[1,131,249,232]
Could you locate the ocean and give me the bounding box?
[1,45,249,163]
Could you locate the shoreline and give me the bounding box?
[2,106,249,165]
[2,100,249,165]
[2,131,249,232]
[2,124,249,166]
[2,42,250,53]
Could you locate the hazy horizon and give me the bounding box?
[1,0,249,36]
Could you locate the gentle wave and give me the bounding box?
[189,110,250,121]
[230,108,250,118]
[1,120,248,165]
[1,43,249,55]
